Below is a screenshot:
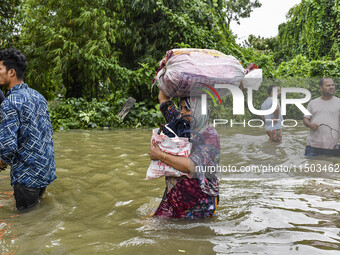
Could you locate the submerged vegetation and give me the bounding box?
[1,0,339,129]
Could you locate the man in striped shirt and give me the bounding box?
[0,48,56,211]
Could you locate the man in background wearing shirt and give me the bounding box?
[261,85,283,142]
[303,77,340,157]
[0,48,56,211]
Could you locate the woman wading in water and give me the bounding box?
[149,90,220,219]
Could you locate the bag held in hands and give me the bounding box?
[146,126,191,180]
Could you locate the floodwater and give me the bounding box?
[0,125,339,254]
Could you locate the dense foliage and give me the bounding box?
[0,0,20,46]
[277,0,339,61]
[8,0,243,101]
[49,92,163,130]
[276,55,340,78]
[1,0,340,129]
[246,0,340,63]
[224,0,261,28]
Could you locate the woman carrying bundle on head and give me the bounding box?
[149,89,220,219]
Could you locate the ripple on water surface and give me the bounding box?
[0,128,339,254]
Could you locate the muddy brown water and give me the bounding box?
[0,125,339,254]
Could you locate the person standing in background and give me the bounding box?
[261,85,283,142]
[303,77,340,157]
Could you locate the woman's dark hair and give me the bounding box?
[267,85,279,95]
[0,48,27,80]
[318,77,332,87]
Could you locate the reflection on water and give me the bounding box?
[0,126,339,254]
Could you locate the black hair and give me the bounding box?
[0,48,27,80]
[319,77,332,87]
[267,85,279,95]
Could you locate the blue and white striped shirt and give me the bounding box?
[0,83,56,188]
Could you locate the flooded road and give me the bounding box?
[0,126,339,254]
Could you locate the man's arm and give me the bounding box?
[303,117,319,131]
[0,100,20,164]
[274,105,279,119]
[303,101,318,131]
[260,99,279,123]
[273,105,280,124]
[259,101,266,121]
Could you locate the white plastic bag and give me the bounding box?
[242,69,263,91]
[146,126,191,180]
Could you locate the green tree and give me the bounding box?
[0,0,20,46]
[112,0,241,68]
[17,0,243,100]
[19,0,129,100]
[243,35,277,54]
[276,0,339,61]
[224,0,262,29]
[276,54,340,78]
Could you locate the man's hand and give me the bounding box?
[309,123,319,131]
[303,117,319,131]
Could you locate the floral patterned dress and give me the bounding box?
[153,100,220,219]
